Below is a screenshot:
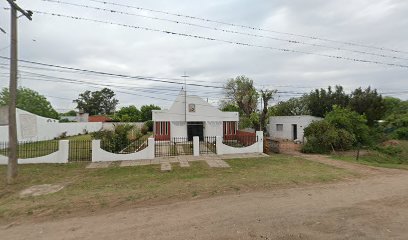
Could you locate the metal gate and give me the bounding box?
[155,137,193,157]
[199,136,217,155]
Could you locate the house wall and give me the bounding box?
[170,121,187,139]
[153,91,239,139]
[268,116,322,142]
[204,121,223,137]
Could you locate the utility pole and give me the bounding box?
[6,0,32,184]
[181,72,189,122]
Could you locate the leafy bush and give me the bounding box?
[92,124,133,153]
[144,120,153,132]
[302,120,338,153]
[393,127,408,140]
[375,145,403,156]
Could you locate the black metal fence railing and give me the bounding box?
[154,137,193,157]
[68,140,92,162]
[100,139,148,154]
[223,135,258,148]
[0,140,59,159]
[200,136,217,154]
[173,137,193,156]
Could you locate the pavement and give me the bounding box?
[87,153,268,170]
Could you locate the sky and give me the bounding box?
[0,0,407,112]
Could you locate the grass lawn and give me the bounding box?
[331,140,408,170]
[0,141,59,159]
[0,155,357,224]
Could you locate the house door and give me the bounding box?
[292,124,298,140]
[187,122,204,141]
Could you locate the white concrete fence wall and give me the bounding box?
[215,131,263,155]
[92,138,155,162]
[0,132,263,165]
[0,140,69,165]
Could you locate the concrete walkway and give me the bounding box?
[87,153,268,170]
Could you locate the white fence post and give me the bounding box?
[59,140,69,163]
[148,138,155,159]
[216,136,223,155]
[92,140,101,162]
[193,136,199,156]
[256,131,264,153]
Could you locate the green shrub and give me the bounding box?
[144,120,154,132]
[394,127,408,140]
[92,124,133,153]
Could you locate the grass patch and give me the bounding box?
[331,140,408,170]
[0,155,356,223]
[0,140,59,159]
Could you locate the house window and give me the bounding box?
[223,121,237,135]
[157,122,169,135]
[276,124,283,131]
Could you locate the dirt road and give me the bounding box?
[2,164,408,240]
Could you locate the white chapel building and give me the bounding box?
[152,90,239,141]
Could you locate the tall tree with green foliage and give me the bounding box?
[260,89,277,131]
[306,85,349,118]
[0,87,59,119]
[74,88,119,115]
[349,87,386,126]
[325,106,370,145]
[140,104,161,121]
[270,96,310,116]
[224,76,259,117]
[115,105,140,122]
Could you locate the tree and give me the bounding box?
[74,88,118,115]
[260,89,277,131]
[0,87,59,119]
[325,106,370,145]
[306,85,349,118]
[224,76,259,117]
[60,110,76,117]
[271,96,310,116]
[220,103,241,113]
[116,105,140,122]
[140,104,161,122]
[349,87,385,126]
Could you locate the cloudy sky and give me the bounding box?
[0,0,407,112]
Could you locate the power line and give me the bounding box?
[0,55,226,89]
[39,0,408,62]
[30,10,408,69]
[85,0,408,55]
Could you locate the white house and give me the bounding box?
[268,115,322,142]
[152,90,239,140]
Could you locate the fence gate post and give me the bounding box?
[193,136,199,156]
[59,140,69,163]
[216,136,223,155]
[148,138,155,159]
[91,140,101,162]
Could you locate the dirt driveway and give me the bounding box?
[2,159,408,239]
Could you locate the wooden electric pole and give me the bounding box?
[6,0,32,184]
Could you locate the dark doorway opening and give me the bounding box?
[187,122,204,141]
[292,124,298,140]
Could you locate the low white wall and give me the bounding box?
[101,122,144,131]
[92,138,155,162]
[0,122,103,142]
[216,131,263,155]
[0,140,69,165]
[59,122,102,136]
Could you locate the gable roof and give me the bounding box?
[153,90,238,122]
